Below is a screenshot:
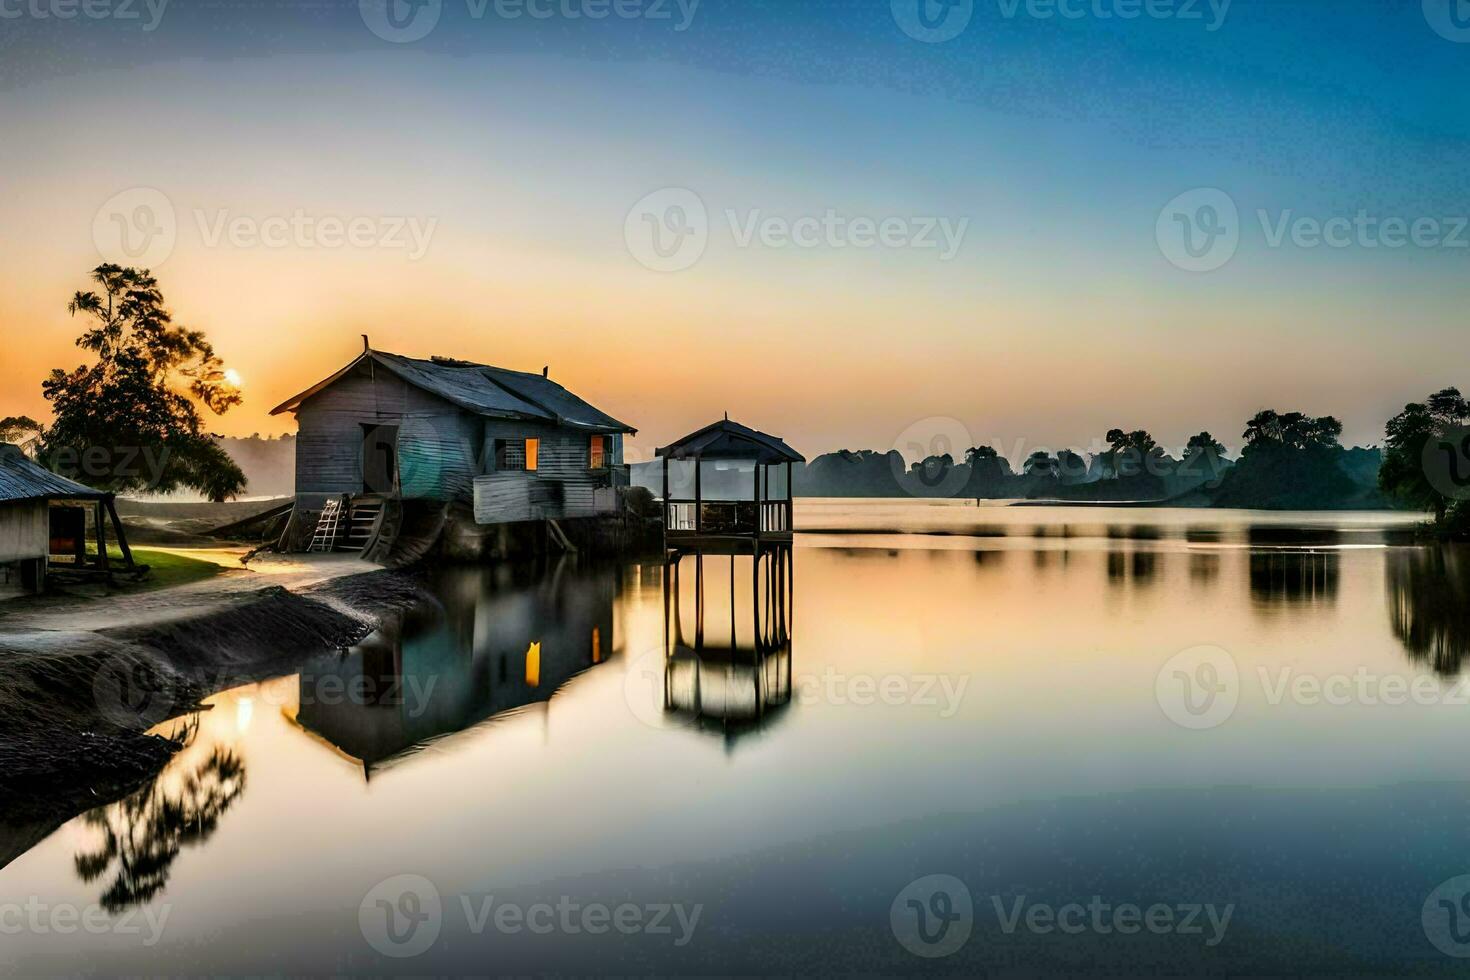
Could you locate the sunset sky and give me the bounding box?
[2,0,1466,462]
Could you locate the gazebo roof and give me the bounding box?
[656,419,804,464]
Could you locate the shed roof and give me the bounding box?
[656,419,805,464]
[270,349,636,434]
[0,444,110,502]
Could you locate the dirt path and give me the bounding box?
[0,549,382,634]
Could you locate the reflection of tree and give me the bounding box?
[1387,545,1470,675]
[73,725,246,912]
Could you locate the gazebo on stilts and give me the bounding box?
[656,417,804,554]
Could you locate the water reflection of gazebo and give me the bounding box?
[656,418,803,553]
[661,546,794,744]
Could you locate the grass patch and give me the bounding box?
[106,547,228,591]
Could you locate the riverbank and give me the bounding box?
[0,549,429,870]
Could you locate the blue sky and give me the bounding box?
[1,0,1466,455]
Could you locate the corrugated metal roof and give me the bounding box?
[271,350,636,434]
[479,364,633,432]
[374,353,549,420]
[656,419,805,463]
[0,445,109,502]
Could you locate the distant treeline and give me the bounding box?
[633,413,1390,510]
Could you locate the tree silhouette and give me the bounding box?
[1242,409,1341,453]
[1024,450,1058,477]
[41,265,246,500]
[1380,387,1470,524]
[73,733,246,912]
[1103,428,1158,478]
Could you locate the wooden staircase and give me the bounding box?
[337,496,386,553]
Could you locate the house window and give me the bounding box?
[589,435,608,470]
[497,438,539,472]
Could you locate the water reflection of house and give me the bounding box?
[287,563,615,776]
[661,548,794,746]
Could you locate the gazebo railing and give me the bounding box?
[667,500,698,531]
[666,500,766,534]
[665,498,792,536]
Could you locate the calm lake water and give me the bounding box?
[7,501,1470,976]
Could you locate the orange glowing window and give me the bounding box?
[525,641,541,687]
[589,435,607,470]
[525,438,539,472]
[591,627,602,663]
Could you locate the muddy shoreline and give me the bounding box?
[0,566,430,871]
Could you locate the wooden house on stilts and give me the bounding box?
[270,343,636,560]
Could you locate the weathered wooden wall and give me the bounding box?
[0,500,48,563]
[294,362,479,502]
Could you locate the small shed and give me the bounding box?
[656,419,804,552]
[0,443,138,595]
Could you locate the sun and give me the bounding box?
[224,368,243,387]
